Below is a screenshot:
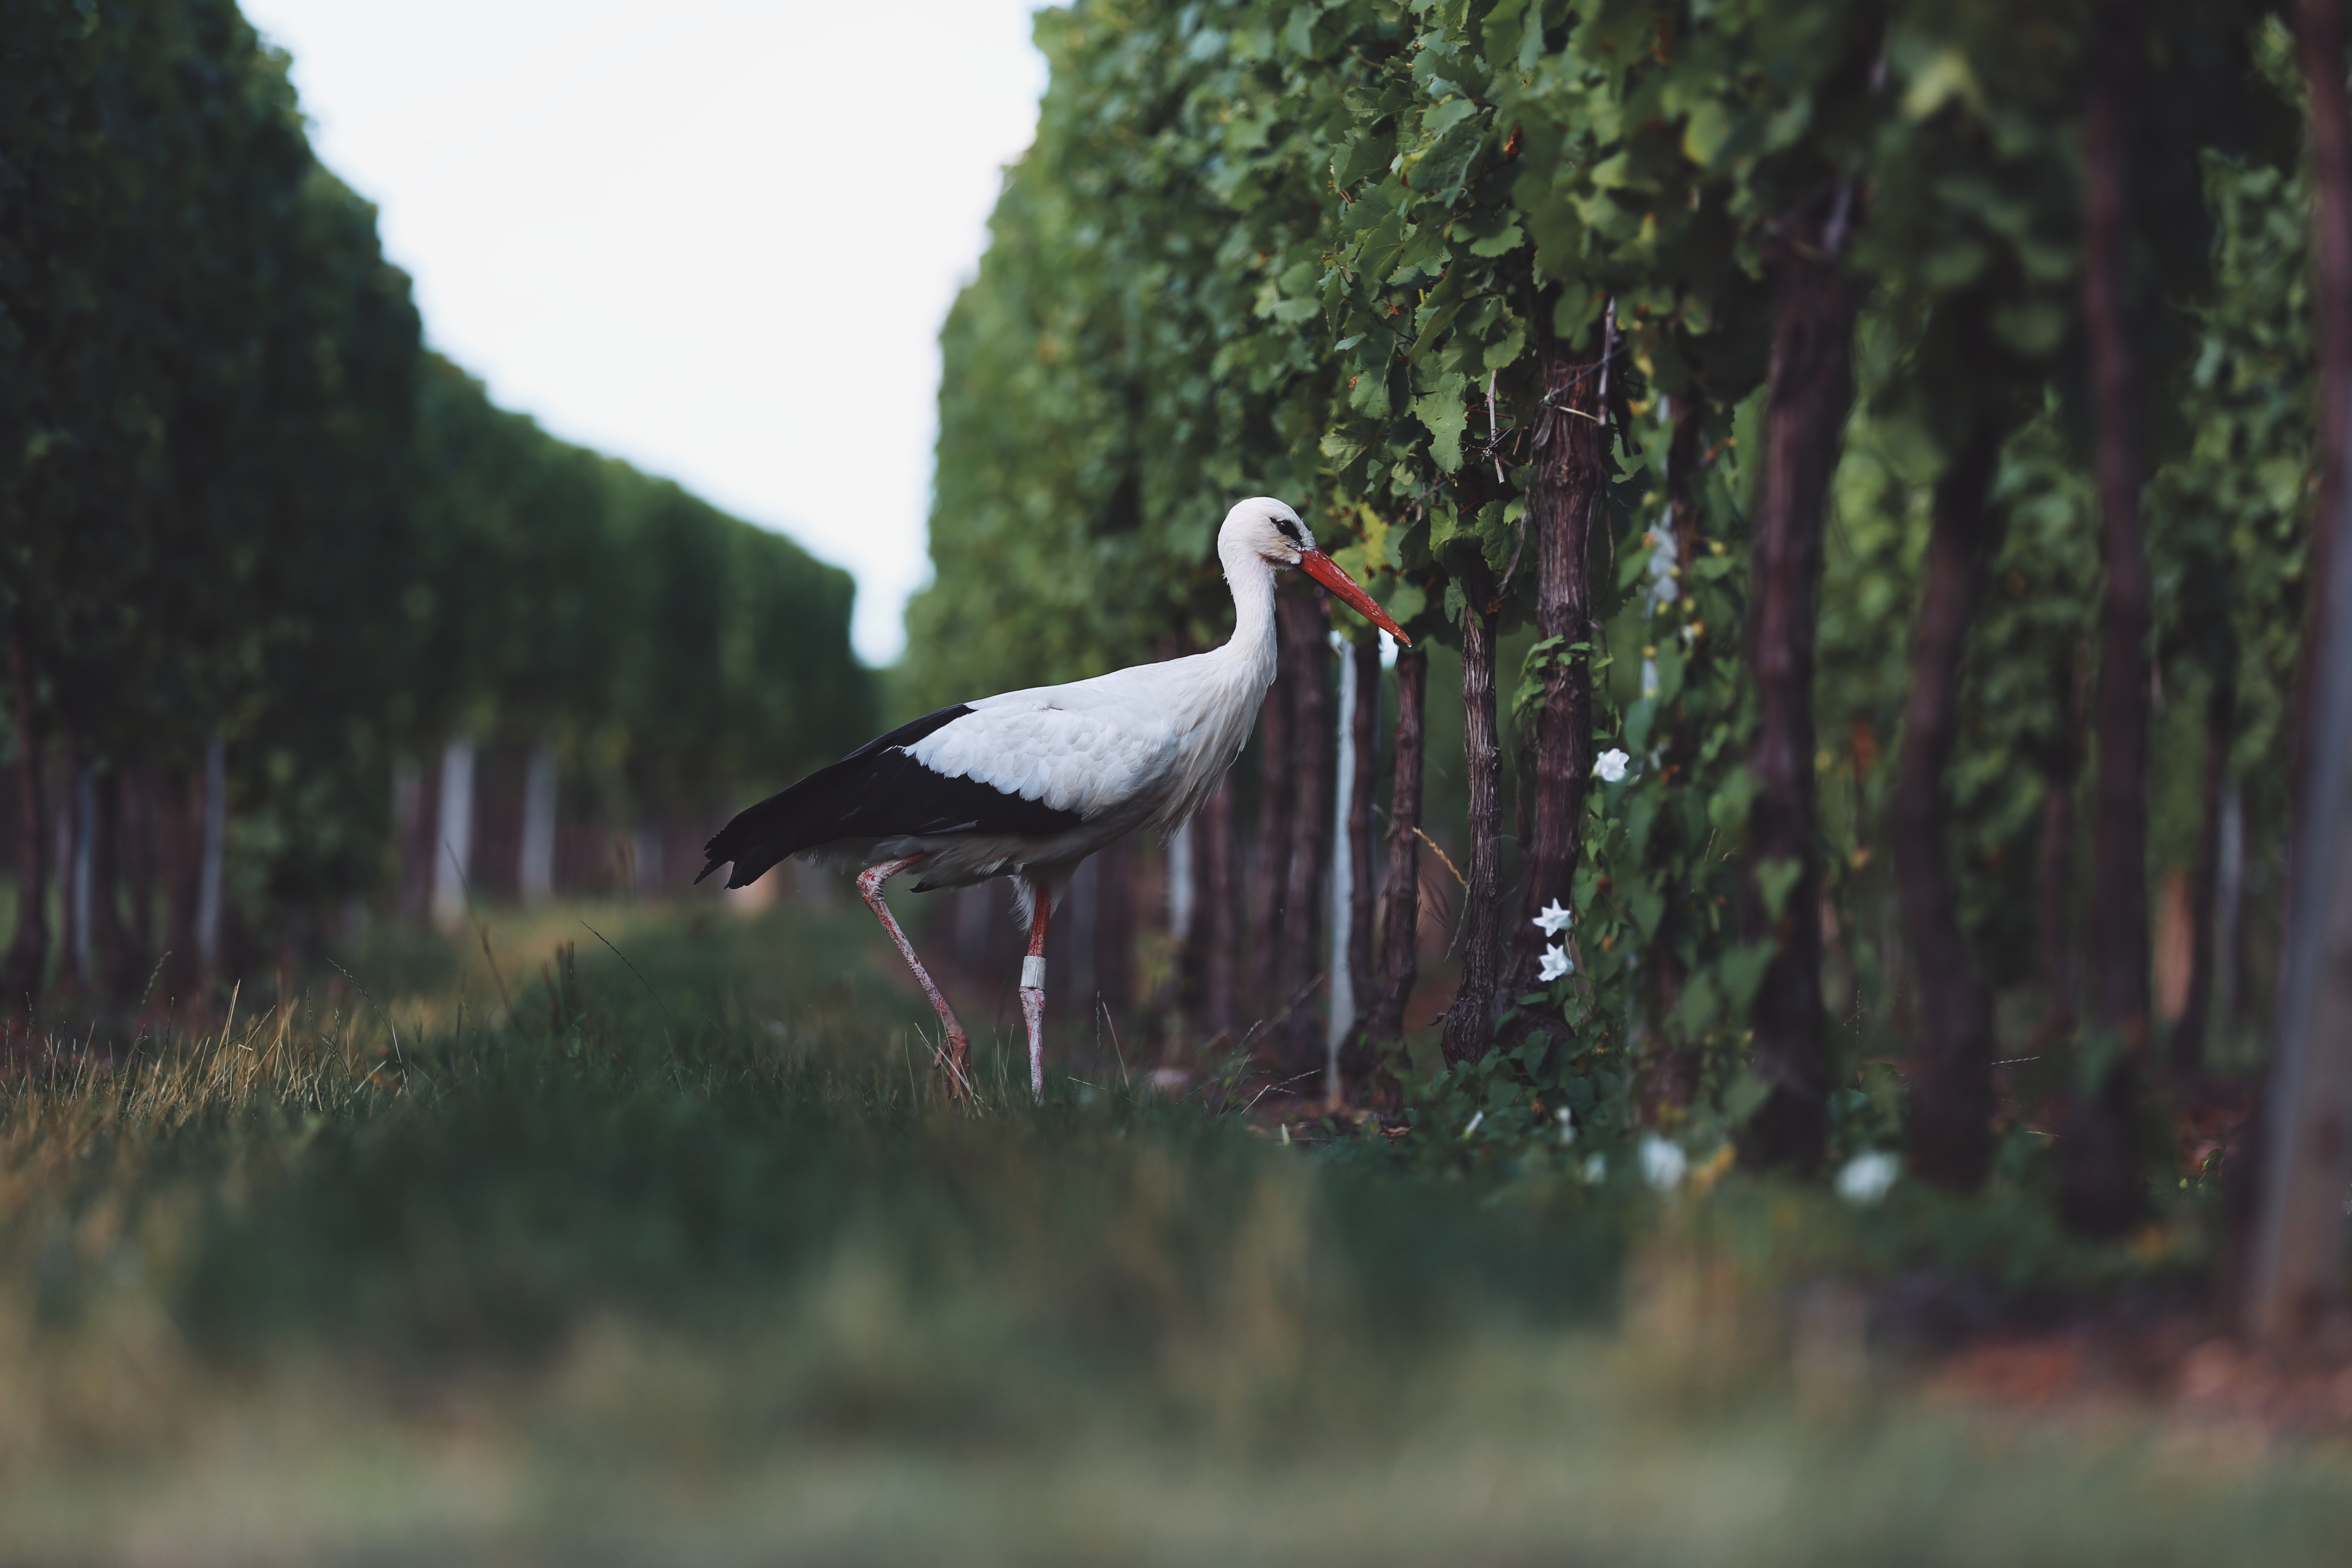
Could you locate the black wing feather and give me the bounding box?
[697,704,1085,889]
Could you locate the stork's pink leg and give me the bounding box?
[857,855,972,1102]
[1021,887,1052,1102]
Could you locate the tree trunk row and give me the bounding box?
[2,620,233,1016]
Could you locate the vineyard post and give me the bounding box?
[1355,644,1425,1114]
[2245,0,2352,1349]
[1441,559,1506,1067]
[1,619,47,1011]
[1279,589,1336,1081]
[1252,596,1299,1025]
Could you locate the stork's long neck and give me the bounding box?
[1216,541,1280,695]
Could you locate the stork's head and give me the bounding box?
[1221,497,1410,643]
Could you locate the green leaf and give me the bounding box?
[1682,99,1733,167]
[1673,972,1720,1036]
[1333,124,1397,189]
[1412,383,1472,472]
[1625,697,1654,755]
[1423,96,1481,135]
[1483,315,1526,372]
[1467,216,1524,258]
[1409,120,1483,202]
[1407,274,1470,363]
[1381,578,1427,623]
[1708,766,1760,832]
[1901,46,1985,121]
[1721,1065,1772,1123]
[1354,209,1408,284]
[1516,176,1585,286]
[1754,855,1804,923]
[1630,886,1665,941]
[1320,427,1373,471]
[1763,92,1813,151]
[1550,283,1602,339]
[1991,300,2069,357]
[1718,942,1775,1014]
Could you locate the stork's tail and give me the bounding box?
[696,788,807,890]
[696,704,984,889]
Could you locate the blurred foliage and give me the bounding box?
[0,0,869,945]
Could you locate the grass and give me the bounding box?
[2,898,2349,1565]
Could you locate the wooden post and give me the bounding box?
[196,735,227,983]
[1252,598,1298,1023]
[2245,0,2352,1349]
[1337,636,1382,1079]
[1,619,48,1013]
[1442,561,1505,1067]
[1326,634,1361,1095]
[1278,589,1334,1084]
[430,737,475,934]
[520,741,558,905]
[1350,646,1424,1112]
[1196,775,1239,1038]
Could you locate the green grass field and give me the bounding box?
[4,900,2349,1566]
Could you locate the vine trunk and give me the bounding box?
[2062,0,2154,1236]
[1893,400,2003,1191]
[1739,194,1860,1174]
[1504,317,1607,1024]
[1442,564,1505,1067]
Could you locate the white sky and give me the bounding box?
[242,0,1051,665]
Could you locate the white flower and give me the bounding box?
[1640,655,1660,699]
[1581,1152,1608,1183]
[1593,748,1630,783]
[1463,1110,1485,1139]
[1639,1134,1688,1192]
[1556,1106,1577,1147]
[1835,1150,1901,1206]
[1532,899,1573,937]
[1537,943,1572,982]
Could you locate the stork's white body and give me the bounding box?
[864,544,1278,904]
[699,498,1403,1100]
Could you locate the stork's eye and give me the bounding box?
[1274,517,1306,546]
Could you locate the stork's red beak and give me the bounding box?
[1298,550,1412,645]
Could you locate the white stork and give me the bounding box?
[696,497,1408,1101]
